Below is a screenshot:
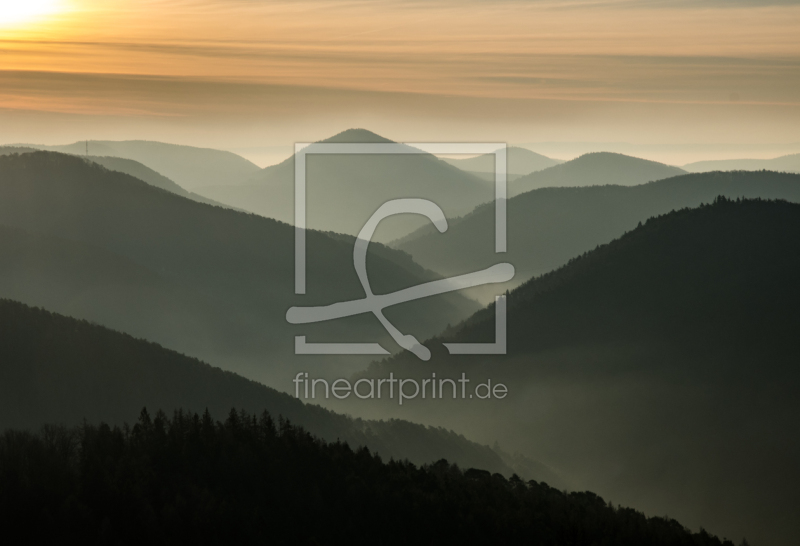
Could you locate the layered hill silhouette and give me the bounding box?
[19,140,261,189]
[0,146,38,155]
[684,152,800,173]
[0,152,479,385]
[81,155,229,207]
[3,145,247,209]
[442,146,562,177]
[352,198,800,546]
[508,152,686,197]
[196,129,494,243]
[0,223,269,366]
[396,170,800,303]
[0,406,734,546]
[0,298,524,479]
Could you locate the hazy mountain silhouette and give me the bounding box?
[396,170,800,303]
[442,146,562,176]
[0,223,277,367]
[683,152,800,173]
[1,408,734,546]
[18,140,261,190]
[2,146,238,208]
[0,220,471,374]
[509,152,686,197]
[82,155,232,207]
[0,146,38,155]
[352,198,800,546]
[0,298,527,479]
[196,129,495,243]
[0,151,479,385]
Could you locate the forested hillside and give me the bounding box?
[0,409,737,546]
[82,155,228,207]
[396,170,800,303]
[0,151,478,384]
[355,198,800,546]
[0,297,523,476]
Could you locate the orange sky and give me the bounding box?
[1,0,799,163]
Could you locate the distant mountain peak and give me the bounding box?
[505,146,555,158]
[683,152,800,174]
[570,151,673,166]
[441,146,562,177]
[322,128,394,144]
[10,140,261,189]
[502,151,686,196]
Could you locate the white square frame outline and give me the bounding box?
[294,142,508,356]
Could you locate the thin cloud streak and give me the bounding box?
[0,0,797,153]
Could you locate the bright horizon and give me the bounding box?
[1,0,799,164]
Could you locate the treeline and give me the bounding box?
[0,409,736,546]
[0,297,514,476]
[441,196,800,357]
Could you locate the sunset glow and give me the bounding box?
[0,4,798,546]
[1,0,798,161]
[0,0,62,27]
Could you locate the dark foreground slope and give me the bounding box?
[355,198,800,546]
[0,151,478,385]
[0,298,516,476]
[0,410,735,546]
[397,170,800,303]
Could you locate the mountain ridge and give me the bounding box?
[0,151,479,385]
[396,169,800,303]
[0,402,732,545]
[195,128,494,242]
[442,146,562,176]
[683,152,800,173]
[509,152,686,196]
[0,296,541,481]
[350,198,800,546]
[14,139,261,189]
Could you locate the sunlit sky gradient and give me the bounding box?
[1,0,799,164]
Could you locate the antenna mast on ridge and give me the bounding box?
[86,140,88,156]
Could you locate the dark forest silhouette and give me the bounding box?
[358,197,800,545]
[0,409,739,546]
